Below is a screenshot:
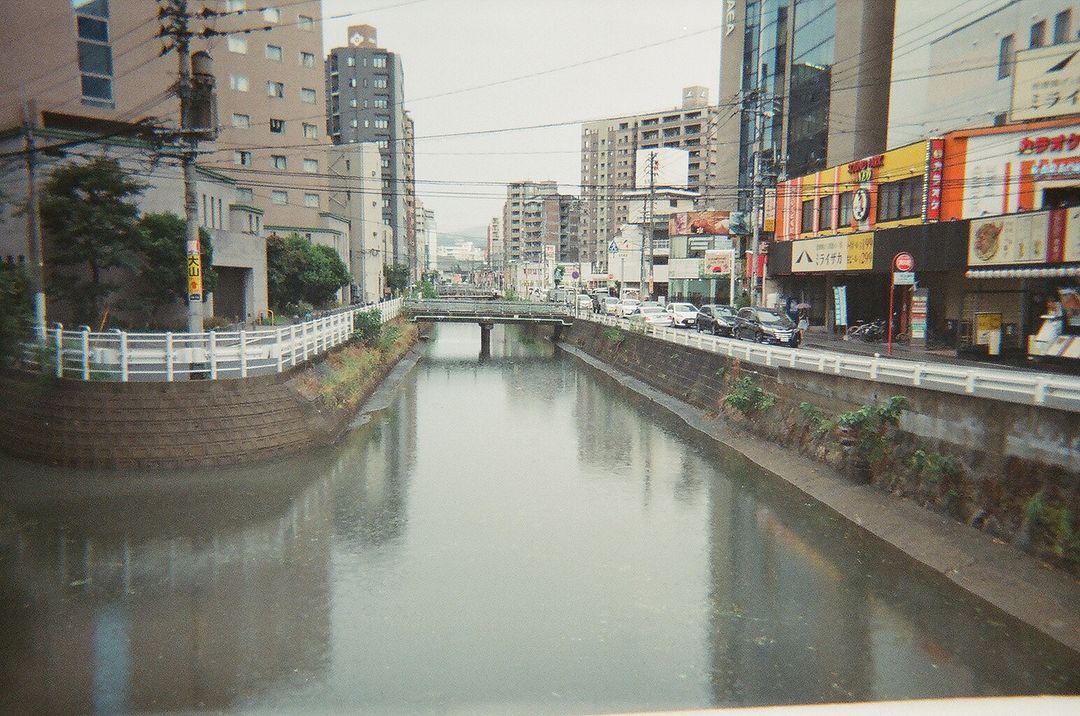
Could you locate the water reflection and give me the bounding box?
[0,322,1077,714]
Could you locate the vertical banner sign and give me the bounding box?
[911,288,929,345]
[924,138,945,221]
[833,285,848,327]
[187,239,202,302]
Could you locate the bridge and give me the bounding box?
[404,299,574,355]
[433,285,500,300]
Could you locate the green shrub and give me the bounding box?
[352,308,382,343]
[798,401,828,433]
[725,376,775,415]
[910,449,963,484]
[828,396,909,465]
[603,327,625,344]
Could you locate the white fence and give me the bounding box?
[21,298,403,382]
[584,313,1080,413]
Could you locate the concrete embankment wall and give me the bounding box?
[560,321,1080,574]
[0,334,417,470]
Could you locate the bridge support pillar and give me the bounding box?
[479,321,493,358]
[553,324,564,342]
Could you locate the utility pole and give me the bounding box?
[748,10,768,307]
[639,150,656,301]
[647,150,657,301]
[19,84,46,340]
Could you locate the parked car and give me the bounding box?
[628,305,671,327]
[576,294,593,310]
[665,302,699,328]
[616,299,641,318]
[603,296,621,315]
[696,304,738,336]
[733,307,800,346]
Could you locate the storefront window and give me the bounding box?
[876,176,924,222]
[819,194,834,231]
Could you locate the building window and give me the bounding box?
[266,44,283,61]
[377,139,389,150]
[270,118,285,133]
[349,98,358,108]
[373,76,387,89]
[300,87,317,103]
[801,199,815,233]
[350,118,358,128]
[225,0,245,10]
[229,73,248,91]
[297,15,313,31]
[303,158,318,173]
[998,34,1015,79]
[1054,10,1072,44]
[373,55,387,68]
[381,157,390,168]
[237,187,254,203]
[231,113,250,128]
[346,56,355,67]
[838,191,853,226]
[374,98,388,109]
[262,7,280,22]
[819,194,834,231]
[303,122,318,139]
[299,51,315,67]
[271,155,287,170]
[374,116,388,129]
[876,176,924,222]
[73,0,114,106]
[227,35,246,54]
[349,77,357,88]
[234,150,252,166]
[267,80,284,97]
[304,193,320,208]
[271,190,288,205]
[1030,19,1047,48]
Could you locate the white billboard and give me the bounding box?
[1011,40,1080,122]
[635,148,690,190]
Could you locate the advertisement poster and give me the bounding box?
[968,213,1050,266]
[702,249,734,276]
[668,211,731,236]
[833,285,848,327]
[911,288,928,343]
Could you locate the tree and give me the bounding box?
[0,263,32,364]
[384,263,410,295]
[266,232,350,310]
[39,156,146,325]
[128,212,216,324]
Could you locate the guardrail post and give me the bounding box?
[117,330,128,382]
[1034,379,1047,404]
[80,327,90,380]
[965,373,976,394]
[165,332,174,382]
[290,324,298,367]
[276,327,285,373]
[869,356,878,381]
[302,322,309,363]
[239,330,247,378]
[54,323,63,377]
[208,331,218,379]
[913,364,922,387]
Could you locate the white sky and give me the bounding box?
[322,0,722,237]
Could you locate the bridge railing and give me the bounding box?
[581,313,1080,412]
[18,298,403,382]
[404,299,572,319]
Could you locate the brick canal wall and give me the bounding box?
[0,334,417,470]
[560,321,1080,574]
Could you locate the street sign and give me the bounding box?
[893,271,916,285]
[608,240,619,254]
[893,252,915,272]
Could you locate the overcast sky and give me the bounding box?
[323,0,722,238]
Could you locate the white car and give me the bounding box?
[665,302,700,328]
[628,305,672,327]
[603,296,621,315]
[576,294,592,310]
[616,299,641,318]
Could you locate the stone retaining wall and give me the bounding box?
[0,334,416,470]
[560,321,1080,574]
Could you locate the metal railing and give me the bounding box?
[581,312,1080,413]
[405,299,573,322]
[19,298,403,382]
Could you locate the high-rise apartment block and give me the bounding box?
[579,87,723,271]
[325,25,412,272]
[502,181,579,264]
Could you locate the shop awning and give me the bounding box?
[965,266,1080,279]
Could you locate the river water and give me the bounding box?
[1,323,1078,714]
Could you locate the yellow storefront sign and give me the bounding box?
[790,232,874,273]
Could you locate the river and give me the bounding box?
[1,323,1077,714]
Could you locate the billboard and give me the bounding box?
[967,211,1056,267]
[790,233,874,273]
[668,211,732,236]
[1011,40,1080,122]
[635,148,690,190]
[702,249,735,276]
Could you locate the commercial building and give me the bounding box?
[501,181,579,264]
[579,87,725,271]
[325,25,412,273]
[416,204,436,274]
[486,217,503,272]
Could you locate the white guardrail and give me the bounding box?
[19,298,403,382]
[582,312,1080,413]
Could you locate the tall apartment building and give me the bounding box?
[716,0,895,210]
[486,217,503,269]
[416,205,436,273]
[402,111,418,280]
[503,181,579,264]
[325,25,411,272]
[579,87,723,271]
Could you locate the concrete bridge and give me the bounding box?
[404,299,573,355]
[433,285,500,300]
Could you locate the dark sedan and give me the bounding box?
[695,304,738,336]
[733,307,800,346]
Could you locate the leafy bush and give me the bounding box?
[798,401,828,433]
[827,396,909,465]
[725,376,775,415]
[602,327,625,344]
[352,308,382,343]
[267,232,350,310]
[910,449,963,484]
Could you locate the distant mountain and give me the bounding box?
[438,225,487,247]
